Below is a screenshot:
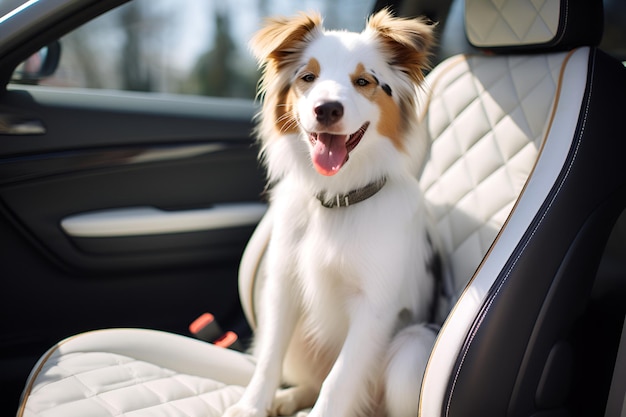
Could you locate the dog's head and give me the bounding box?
[251,9,434,180]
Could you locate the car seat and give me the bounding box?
[16,0,626,416]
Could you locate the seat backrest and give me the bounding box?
[419,0,626,416]
[420,50,579,319]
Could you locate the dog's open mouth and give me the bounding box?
[309,122,369,176]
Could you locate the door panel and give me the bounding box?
[0,85,265,410]
[1,141,265,271]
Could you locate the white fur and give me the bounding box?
[384,324,438,417]
[224,10,438,417]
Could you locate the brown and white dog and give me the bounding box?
[225,9,441,417]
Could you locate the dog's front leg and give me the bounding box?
[223,269,299,417]
[308,298,396,417]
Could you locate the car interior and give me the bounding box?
[3,0,626,416]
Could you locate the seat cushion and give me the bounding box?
[18,329,255,417]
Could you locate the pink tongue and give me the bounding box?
[312,133,348,176]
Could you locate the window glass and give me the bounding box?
[38,0,375,99]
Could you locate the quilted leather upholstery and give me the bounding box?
[464,0,603,52]
[18,329,254,417]
[465,0,560,47]
[420,51,570,302]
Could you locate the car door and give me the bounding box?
[0,0,266,412]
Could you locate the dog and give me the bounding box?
[224,9,441,417]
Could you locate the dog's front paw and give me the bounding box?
[271,389,303,416]
[269,386,317,416]
[270,391,297,416]
[223,404,266,417]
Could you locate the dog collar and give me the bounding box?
[316,177,387,208]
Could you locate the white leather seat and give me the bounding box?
[18,0,626,416]
[18,329,254,417]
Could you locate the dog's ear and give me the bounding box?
[250,13,323,138]
[250,12,323,69]
[367,8,435,85]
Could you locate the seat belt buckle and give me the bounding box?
[189,313,243,351]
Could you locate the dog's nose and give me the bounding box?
[314,101,344,125]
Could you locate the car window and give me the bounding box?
[16,0,375,99]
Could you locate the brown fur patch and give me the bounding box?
[250,13,323,139]
[272,85,299,135]
[294,58,321,94]
[350,63,405,151]
[366,9,434,85]
[350,63,379,97]
[272,58,321,134]
[250,13,322,70]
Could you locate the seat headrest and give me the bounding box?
[465,0,604,52]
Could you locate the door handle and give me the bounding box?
[0,114,46,135]
[60,203,267,238]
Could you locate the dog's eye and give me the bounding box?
[301,73,316,83]
[355,77,370,87]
